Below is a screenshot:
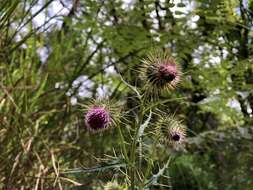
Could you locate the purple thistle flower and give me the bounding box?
[158,64,178,82]
[85,106,111,132]
[141,50,182,95]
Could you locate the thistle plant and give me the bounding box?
[1,0,252,189]
[64,50,186,189]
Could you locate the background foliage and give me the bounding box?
[0,0,253,189]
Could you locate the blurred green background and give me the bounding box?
[0,0,253,189]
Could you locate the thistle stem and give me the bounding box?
[116,124,129,163]
[130,103,144,190]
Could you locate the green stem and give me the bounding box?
[142,137,160,187]
[130,103,144,190]
[116,124,129,163]
[139,125,161,189]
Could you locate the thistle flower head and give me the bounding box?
[156,114,186,146]
[84,99,120,133]
[85,106,111,131]
[168,125,186,145]
[141,50,182,96]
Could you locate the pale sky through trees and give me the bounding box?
[30,0,247,110]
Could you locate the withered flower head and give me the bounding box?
[168,125,186,145]
[156,114,186,146]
